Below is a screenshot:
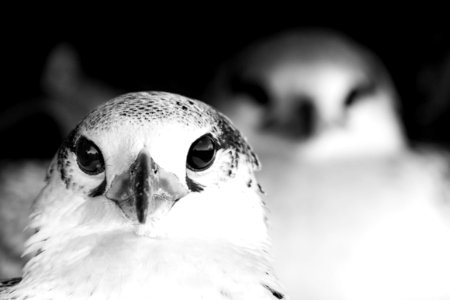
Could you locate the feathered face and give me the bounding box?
[9,92,283,300]
[29,92,265,250]
[209,29,405,161]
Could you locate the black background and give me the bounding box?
[2,15,450,158]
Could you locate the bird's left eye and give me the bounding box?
[75,136,105,175]
[344,81,376,108]
[230,75,271,106]
[187,134,217,171]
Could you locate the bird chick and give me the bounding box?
[206,28,450,300]
[0,91,286,300]
[206,28,405,162]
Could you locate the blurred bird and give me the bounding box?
[206,28,450,300]
[205,28,405,162]
[0,91,286,300]
[0,43,117,279]
[0,42,117,142]
[40,43,118,136]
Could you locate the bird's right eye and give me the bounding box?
[75,136,105,175]
[344,81,376,108]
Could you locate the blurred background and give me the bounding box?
[1,19,449,159]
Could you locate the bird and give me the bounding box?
[205,28,405,162]
[39,42,118,136]
[205,28,450,300]
[0,91,287,300]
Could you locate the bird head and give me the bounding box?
[26,92,266,257]
[207,28,406,162]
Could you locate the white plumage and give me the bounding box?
[207,28,450,300]
[0,92,286,300]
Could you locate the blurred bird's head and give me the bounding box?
[27,92,266,255]
[207,29,406,162]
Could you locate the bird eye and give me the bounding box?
[75,136,105,175]
[344,81,376,108]
[230,75,271,106]
[187,134,217,171]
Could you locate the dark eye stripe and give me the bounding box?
[344,81,376,108]
[185,176,204,192]
[89,178,107,197]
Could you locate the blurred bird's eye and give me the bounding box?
[187,134,217,171]
[75,136,105,175]
[344,81,376,108]
[230,75,270,106]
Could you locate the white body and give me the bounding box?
[8,177,276,300]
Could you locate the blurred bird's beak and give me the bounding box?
[106,151,189,224]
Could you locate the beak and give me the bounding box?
[106,151,189,224]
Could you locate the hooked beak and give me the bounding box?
[106,151,189,224]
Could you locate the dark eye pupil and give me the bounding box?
[187,135,216,171]
[75,136,105,175]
